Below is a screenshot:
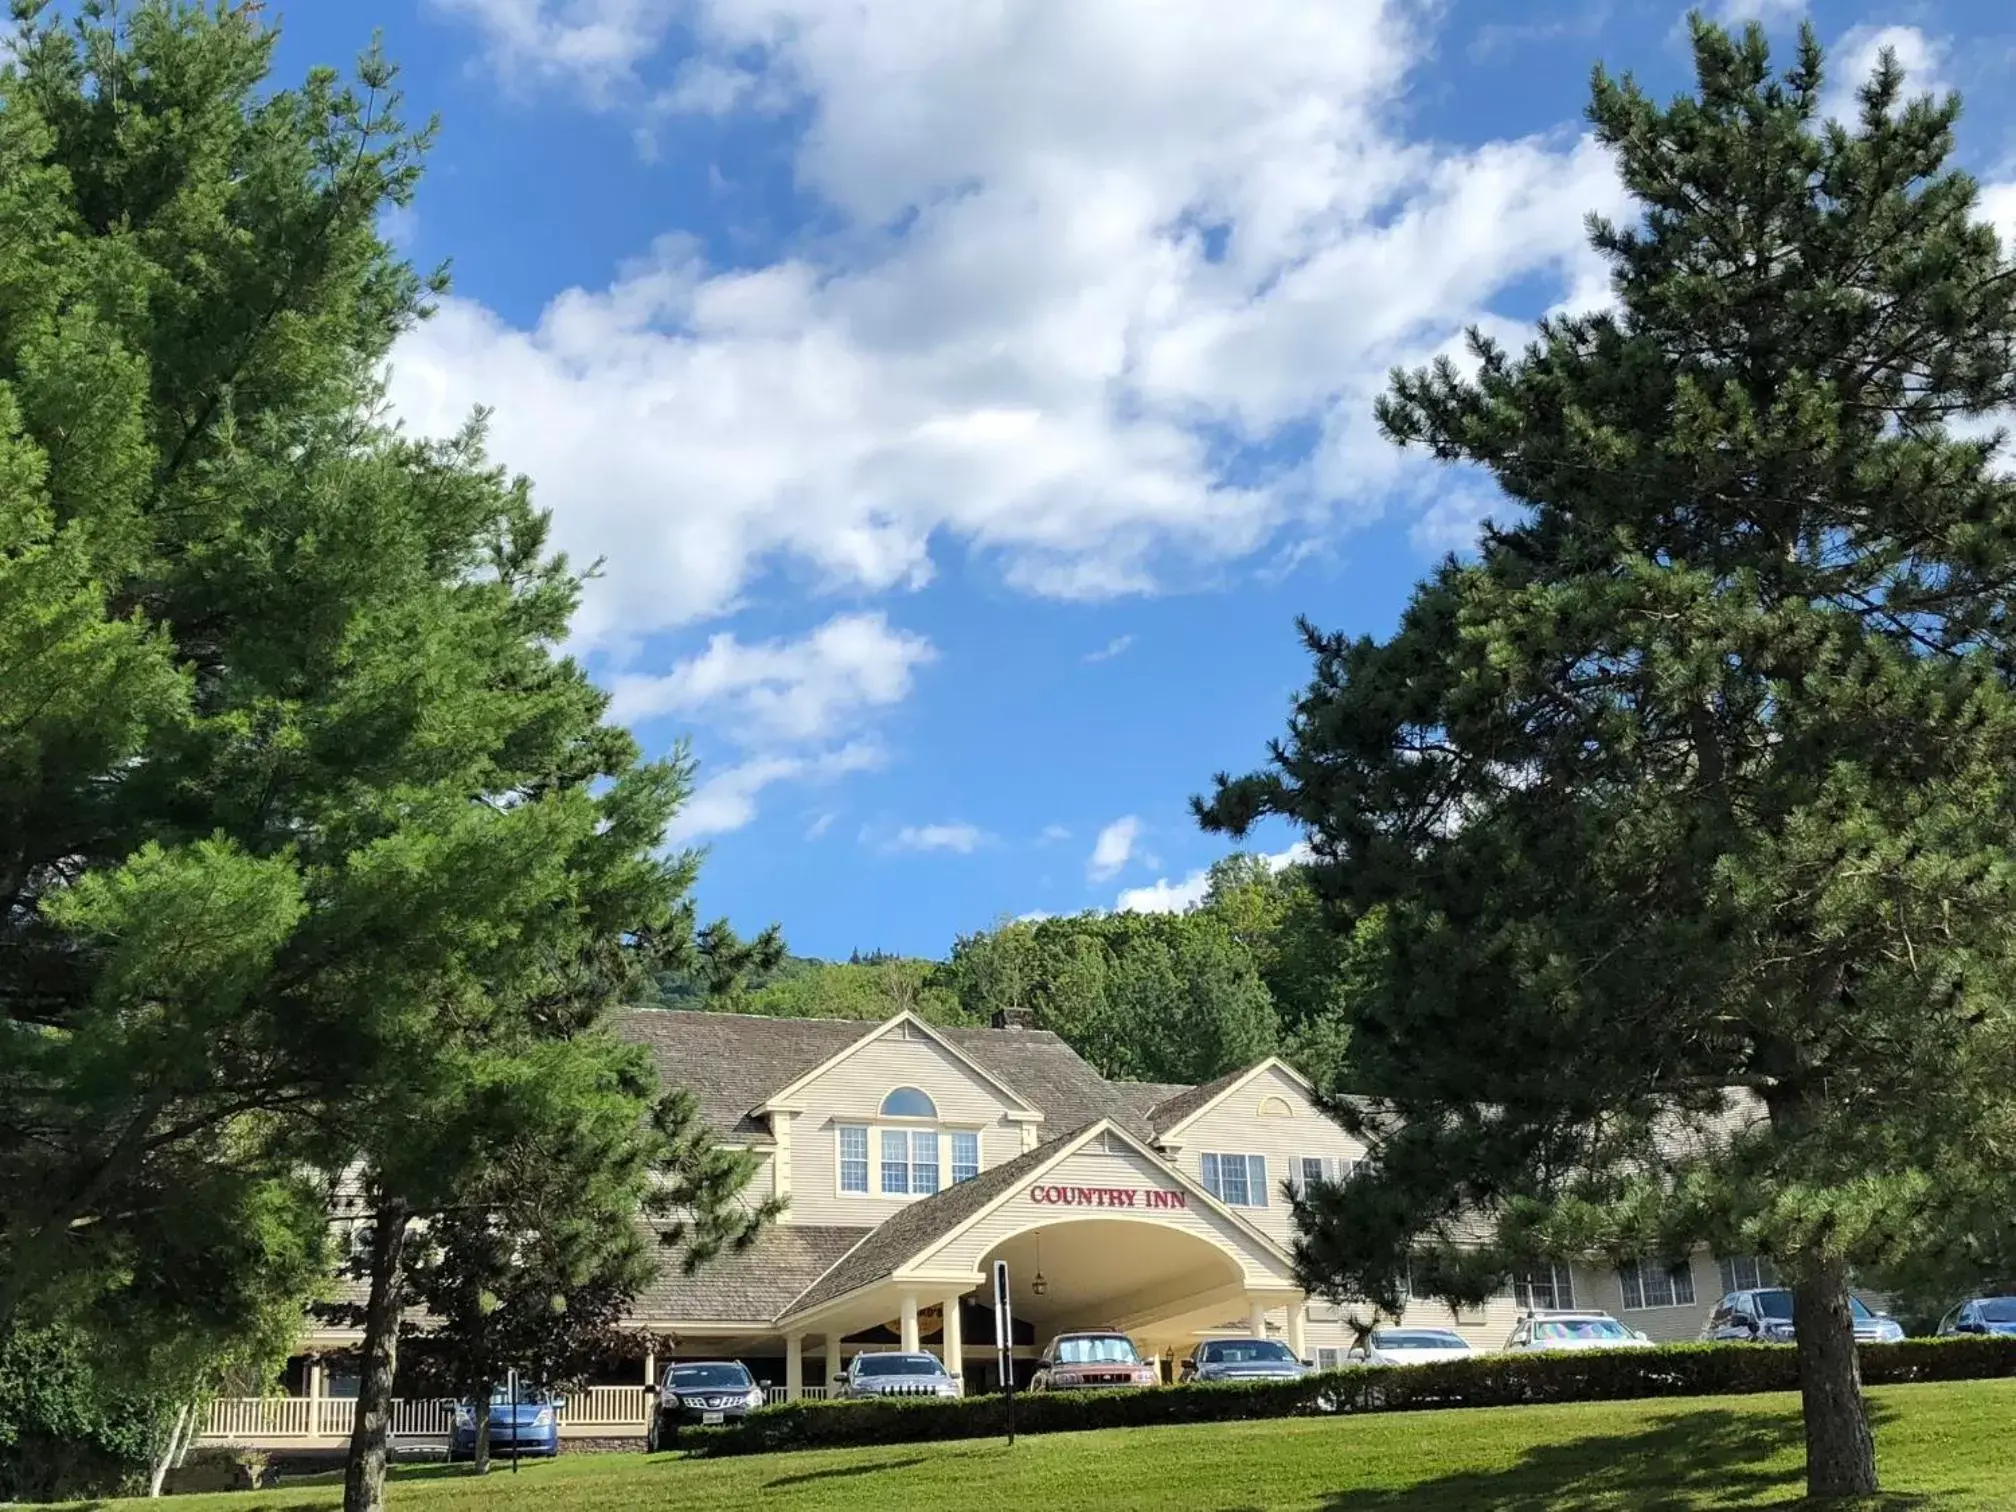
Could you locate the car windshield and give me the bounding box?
[1055,1336,1139,1364]
[1979,1299,2016,1323]
[1375,1331,1467,1350]
[1202,1340,1296,1364]
[487,1387,553,1405]
[670,1365,752,1390]
[1755,1290,1795,1321]
[855,1354,944,1377]
[1535,1319,1631,1342]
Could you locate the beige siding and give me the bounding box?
[914,1140,1285,1284]
[785,1027,1030,1227]
[1169,1064,1369,1249]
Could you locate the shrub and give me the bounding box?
[0,1327,178,1501]
[685,1337,2016,1458]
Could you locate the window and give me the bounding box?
[881,1129,910,1194]
[838,1125,869,1193]
[1511,1265,1575,1310]
[1618,1259,1697,1310]
[1718,1255,1777,1293]
[1293,1155,1360,1192]
[880,1086,938,1119]
[1316,1347,1350,1370]
[951,1130,980,1184]
[1201,1153,1268,1208]
[1258,1095,1294,1117]
[909,1130,940,1193]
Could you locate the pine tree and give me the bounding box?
[1203,22,2016,1499]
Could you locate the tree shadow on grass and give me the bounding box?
[764,1455,929,1489]
[1323,1402,1924,1512]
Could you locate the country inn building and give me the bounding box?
[202,1006,1789,1447]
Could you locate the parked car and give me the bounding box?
[1179,1337,1312,1384]
[1504,1310,1651,1352]
[647,1361,764,1451]
[837,1351,962,1399]
[1938,1297,2016,1337]
[449,1387,560,1462]
[1701,1288,1904,1345]
[1030,1331,1159,1391]
[1345,1328,1477,1366]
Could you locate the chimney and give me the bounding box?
[991,1007,1035,1032]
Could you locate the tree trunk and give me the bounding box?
[147,1402,192,1497]
[473,1383,492,1475]
[1793,1255,1877,1499]
[343,1199,411,1512]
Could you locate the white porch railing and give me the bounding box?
[199,1384,837,1446]
[765,1386,828,1403]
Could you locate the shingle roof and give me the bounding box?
[1109,1079,1194,1121]
[614,1012,868,1137]
[634,1223,874,1323]
[612,1010,1161,1140]
[782,1129,1097,1320]
[1143,1064,1256,1133]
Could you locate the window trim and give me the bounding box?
[836,1119,988,1200]
[950,1129,980,1184]
[1510,1264,1576,1311]
[1200,1151,1270,1209]
[1617,1258,1697,1311]
[837,1124,870,1194]
[879,1085,939,1120]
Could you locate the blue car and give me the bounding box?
[448,1388,561,1461]
[1939,1296,2016,1337]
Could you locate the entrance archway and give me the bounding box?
[976,1218,1254,1379]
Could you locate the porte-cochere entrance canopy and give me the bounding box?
[773,1119,1306,1366]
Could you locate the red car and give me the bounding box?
[1030,1331,1159,1391]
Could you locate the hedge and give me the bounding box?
[679,1336,2016,1458]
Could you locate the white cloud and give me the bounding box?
[1113,870,1213,915]
[887,822,990,854]
[1710,0,1805,24]
[1114,841,1312,914]
[1087,816,1143,881]
[1412,488,1517,557]
[1038,824,1073,844]
[804,810,838,839]
[1821,25,1948,126]
[1084,634,1135,663]
[667,742,882,842]
[1981,181,2016,256]
[605,611,934,740]
[403,0,1633,649]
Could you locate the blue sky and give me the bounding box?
[271,0,2016,960]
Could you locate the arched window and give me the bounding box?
[880,1086,938,1119]
[1257,1095,1294,1118]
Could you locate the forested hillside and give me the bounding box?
[648,854,1354,1088]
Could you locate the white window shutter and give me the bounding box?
[1249,1155,1268,1207]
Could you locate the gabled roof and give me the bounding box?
[1148,1056,1317,1137]
[780,1117,1298,1324]
[612,1010,1168,1139]
[781,1129,1088,1321]
[759,1012,1041,1120]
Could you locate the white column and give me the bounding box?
[899,1292,920,1353]
[643,1339,657,1385]
[785,1334,804,1401]
[942,1295,964,1381]
[1248,1297,1270,1339]
[1287,1301,1308,1360]
[821,1334,841,1394]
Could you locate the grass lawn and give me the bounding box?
[82,1379,2016,1511]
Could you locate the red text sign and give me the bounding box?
[1028,1184,1188,1210]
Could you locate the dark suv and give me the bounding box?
[1701,1288,1903,1345]
[647,1361,763,1450]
